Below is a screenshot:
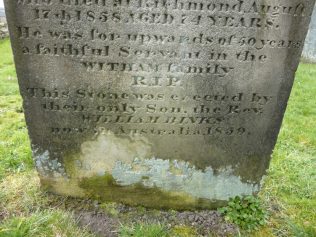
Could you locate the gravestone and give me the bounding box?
[4,0,315,209]
[302,6,316,63]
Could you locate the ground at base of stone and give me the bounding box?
[70,199,238,237]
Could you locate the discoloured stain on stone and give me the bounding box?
[112,158,260,200]
[45,132,260,204]
[73,131,153,177]
[36,132,261,207]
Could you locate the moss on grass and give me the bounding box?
[170,225,198,237]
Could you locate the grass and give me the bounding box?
[119,223,198,237]
[119,224,169,237]
[0,37,315,236]
[0,39,33,181]
[259,63,316,237]
[0,211,94,237]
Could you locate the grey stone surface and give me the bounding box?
[302,6,316,62]
[4,0,315,209]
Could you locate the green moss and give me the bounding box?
[62,152,82,177]
[79,174,226,210]
[99,202,120,217]
[170,225,198,237]
[141,176,150,180]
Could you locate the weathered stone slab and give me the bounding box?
[4,0,315,209]
[302,6,316,63]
